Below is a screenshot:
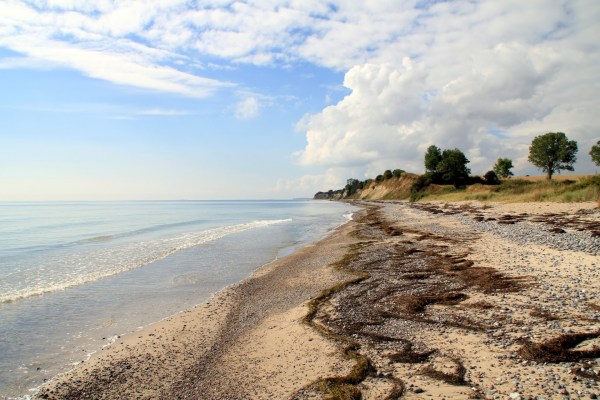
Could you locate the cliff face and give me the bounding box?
[314,174,418,201]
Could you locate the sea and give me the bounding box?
[0,200,358,399]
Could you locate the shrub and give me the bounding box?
[392,169,405,178]
[410,173,433,194]
[467,175,486,185]
[484,170,500,185]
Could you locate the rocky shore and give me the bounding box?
[36,201,600,400]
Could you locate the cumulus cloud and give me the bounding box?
[294,1,600,190]
[298,60,428,170]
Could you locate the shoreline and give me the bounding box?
[0,201,357,400]
[35,218,361,399]
[36,200,600,399]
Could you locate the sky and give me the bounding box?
[0,0,599,200]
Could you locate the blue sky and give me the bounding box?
[0,1,599,200]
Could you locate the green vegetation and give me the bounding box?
[315,134,597,204]
[591,140,600,166]
[418,175,600,203]
[484,170,499,184]
[493,158,514,179]
[344,179,362,197]
[424,145,442,173]
[392,169,404,178]
[437,148,471,187]
[421,146,471,188]
[528,132,578,180]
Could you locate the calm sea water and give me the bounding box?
[0,200,357,399]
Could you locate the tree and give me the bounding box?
[437,148,471,187]
[493,158,514,179]
[424,145,442,173]
[528,132,578,180]
[591,140,600,166]
[383,170,393,180]
[345,178,361,196]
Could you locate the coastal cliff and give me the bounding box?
[314,173,418,201]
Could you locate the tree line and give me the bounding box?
[424,131,598,186]
[316,132,599,199]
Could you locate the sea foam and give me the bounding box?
[0,218,291,304]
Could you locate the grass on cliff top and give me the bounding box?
[418,174,600,204]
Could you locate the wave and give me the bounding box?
[0,218,291,304]
[75,219,211,245]
[6,219,212,254]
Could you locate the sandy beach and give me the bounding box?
[36,200,600,400]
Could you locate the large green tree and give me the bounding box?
[528,132,578,180]
[437,148,471,187]
[424,145,442,173]
[493,158,514,179]
[591,140,600,166]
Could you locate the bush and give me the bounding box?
[467,175,486,185]
[410,173,434,198]
[392,169,405,178]
[484,170,500,185]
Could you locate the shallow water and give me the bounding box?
[0,200,357,399]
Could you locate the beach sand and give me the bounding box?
[37,201,600,399]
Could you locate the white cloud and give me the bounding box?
[293,0,600,188]
[0,0,229,97]
[298,61,431,170]
[1,0,599,189]
[235,96,260,119]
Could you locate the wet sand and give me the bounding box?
[37,201,600,399]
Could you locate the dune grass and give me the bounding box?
[417,175,600,204]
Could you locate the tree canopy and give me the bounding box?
[528,132,578,180]
[591,140,600,166]
[437,148,471,187]
[424,145,442,173]
[344,178,361,196]
[493,158,514,179]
